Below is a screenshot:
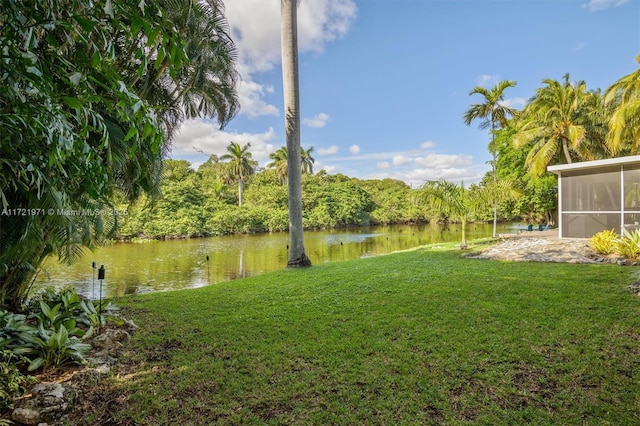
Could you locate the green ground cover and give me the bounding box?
[79,243,640,425]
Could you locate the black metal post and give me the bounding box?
[97,265,105,316]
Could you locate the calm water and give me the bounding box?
[35,223,516,298]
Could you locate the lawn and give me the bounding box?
[72,243,640,425]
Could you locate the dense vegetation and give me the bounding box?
[117,161,424,238]
[1,287,117,410]
[0,0,238,308]
[112,150,552,240]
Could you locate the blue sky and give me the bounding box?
[170,0,640,187]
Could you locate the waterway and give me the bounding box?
[35,222,518,298]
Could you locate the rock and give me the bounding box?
[91,328,130,350]
[11,407,40,425]
[12,382,75,425]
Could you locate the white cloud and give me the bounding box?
[318,145,340,155]
[500,97,527,109]
[319,139,486,187]
[476,74,499,88]
[349,144,361,154]
[392,155,411,167]
[414,153,474,169]
[582,0,628,11]
[237,79,279,118]
[303,112,330,128]
[171,119,276,162]
[224,0,357,118]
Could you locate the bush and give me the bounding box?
[615,229,640,259]
[3,288,114,372]
[590,229,618,255]
[0,350,35,412]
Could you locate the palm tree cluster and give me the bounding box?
[466,58,640,181]
[453,59,640,245]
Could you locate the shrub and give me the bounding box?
[615,229,640,259]
[13,324,92,371]
[590,229,618,255]
[3,288,115,372]
[0,350,36,412]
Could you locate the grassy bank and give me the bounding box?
[74,243,640,425]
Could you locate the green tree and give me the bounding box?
[281,0,311,267]
[605,56,640,155]
[131,0,239,139]
[419,180,488,249]
[0,0,238,308]
[513,74,602,176]
[267,146,316,185]
[493,128,557,223]
[358,179,420,224]
[419,179,518,249]
[464,80,517,238]
[301,146,316,175]
[267,147,289,185]
[198,155,231,202]
[220,142,258,206]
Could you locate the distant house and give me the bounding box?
[548,155,640,239]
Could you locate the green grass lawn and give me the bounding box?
[77,243,640,425]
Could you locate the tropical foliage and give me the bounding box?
[220,142,258,206]
[418,180,494,249]
[464,80,517,237]
[0,0,238,308]
[512,74,607,175]
[590,228,640,259]
[604,55,640,155]
[267,146,315,185]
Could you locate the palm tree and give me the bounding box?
[267,145,315,185]
[420,180,489,250]
[301,146,315,175]
[604,55,640,155]
[513,74,601,176]
[130,0,239,139]
[464,80,517,238]
[281,0,311,267]
[220,142,257,206]
[420,179,520,249]
[267,146,289,185]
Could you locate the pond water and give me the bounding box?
[35,222,518,298]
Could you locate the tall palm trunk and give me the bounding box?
[281,0,311,267]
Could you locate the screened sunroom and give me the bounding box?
[548,155,640,239]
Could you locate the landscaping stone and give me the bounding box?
[12,382,74,425]
[465,235,624,264]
